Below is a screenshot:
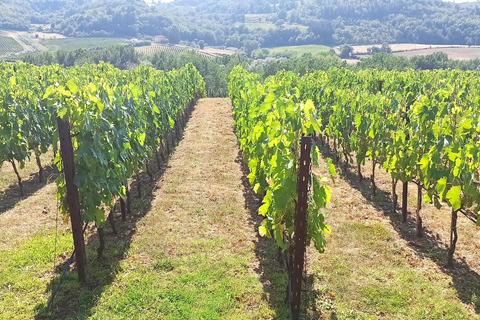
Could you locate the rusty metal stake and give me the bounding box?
[290,136,312,320]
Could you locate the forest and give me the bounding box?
[3,0,480,48]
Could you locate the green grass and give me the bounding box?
[41,38,129,51]
[89,250,271,319]
[266,45,332,57]
[244,23,308,32]
[0,229,73,319]
[308,221,478,319]
[244,23,277,31]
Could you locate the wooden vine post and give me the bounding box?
[447,208,459,267]
[57,117,87,284]
[290,136,312,320]
[402,181,408,223]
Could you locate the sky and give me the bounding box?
[444,0,478,2]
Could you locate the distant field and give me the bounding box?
[41,38,129,51]
[136,44,234,58]
[351,43,480,61]
[244,13,272,23]
[350,43,462,54]
[244,23,308,32]
[244,23,276,31]
[393,47,480,60]
[0,36,23,56]
[266,45,332,57]
[136,45,212,58]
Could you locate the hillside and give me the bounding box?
[1,0,480,49]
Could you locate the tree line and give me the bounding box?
[4,0,480,49]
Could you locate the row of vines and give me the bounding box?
[0,61,205,280]
[229,66,480,269]
[228,66,334,259]
[135,45,215,59]
[0,36,23,56]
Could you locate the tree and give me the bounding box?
[381,42,392,53]
[243,40,260,57]
[339,44,354,59]
[278,10,287,20]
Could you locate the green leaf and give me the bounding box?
[446,186,462,211]
[9,76,16,87]
[274,227,288,250]
[273,185,291,212]
[66,79,79,95]
[169,116,175,129]
[94,208,106,226]
[326,158,336,182]
[424,191,431,204]
[312,174,331,208]
[419,156,429,170]
[43,87,54,99]
[259,191,272,216]
[323,185,332,204]
[354,114,362,128]
[436,177,447,199]
[139,132,146,146]
[259,225,269,237]
[57,107,68,119]
[311,144,319,167]
[460,119,472,130]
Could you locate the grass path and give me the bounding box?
[87,98,275,319]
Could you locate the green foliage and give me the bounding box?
[0,61,205,227]
[3,0,480,48]
[23,45,139,69]
[300,67,480,222]
[339,45,354,59]
[229,66,332,253]
[150,51,247,98]
[355,53,414,71]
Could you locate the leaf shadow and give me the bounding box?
[316,137,480,314]
[236,148,322,319]
[33,103,196,320]
[0,164,58,215]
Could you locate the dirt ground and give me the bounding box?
[200,46,236,56]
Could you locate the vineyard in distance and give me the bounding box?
[3,57,480,320]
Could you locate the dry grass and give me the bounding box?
[350,43,480,61]
[90,98,276,319]
[201,47,236,56]
[0,183,58,251]
[305,141,480,319]
[0,149,58,251]
[351,44,479,54]
[393,47,480,60]
[130,99,261,265]
[0,149,54,192]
